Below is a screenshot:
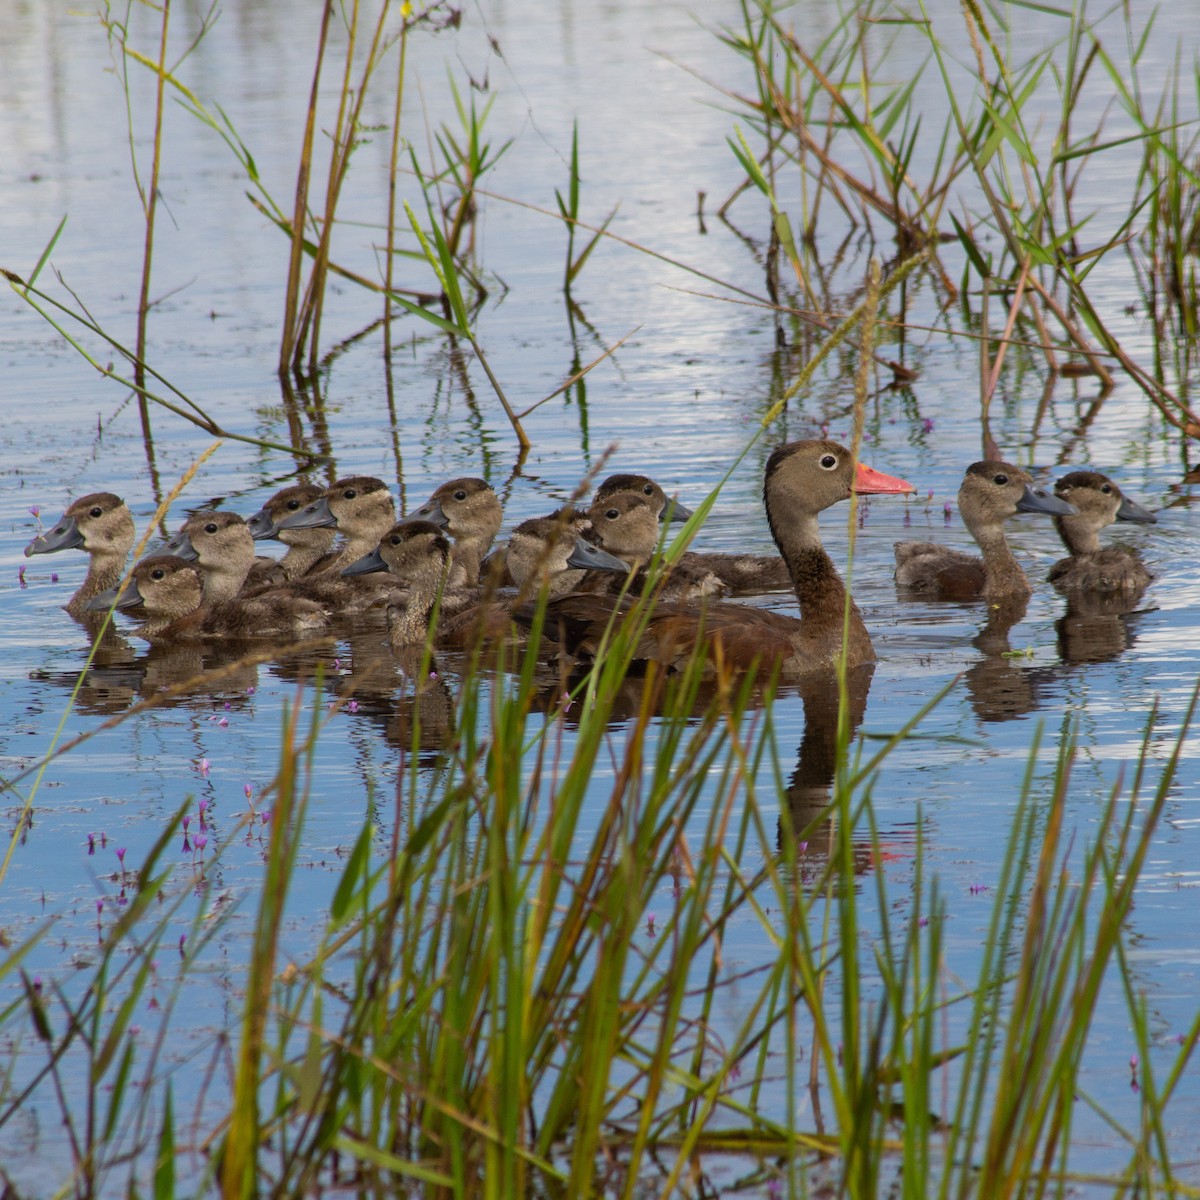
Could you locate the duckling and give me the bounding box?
[520,441,915,677]
[893,461,1075,603]
[438,516,628,649]
[246,482,337,579]
[407,477,503,587]
[161,511,269,601]
[341,521,457,648]
[274,476,397,575]
[1046,470,1156,593]
[593,473,694,524]
[577,493,727,600]
[24,492,136,619]
[596,473,792,593]
[86,555,329,641]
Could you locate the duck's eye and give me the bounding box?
[819,454,838,470]
[151,569,165,581]
[642,483,655,496]
[286,499,301,511]
[605,508,619,520]
[343,488,357,500]
[1101,483,1113,494]
[992,473,1009,486]
[389,535,403,546]
[204,522,218,534]
[89,506,103,518]
[453,489,467,501]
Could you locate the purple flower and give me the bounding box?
[246,686,255,696]
[18,566,26,589]
[50,572,59,583]
[87,833,95,855]
[922,417,935,433]
[346,700,359,714]
[96,899,104,915]
[115,847,126,867]
[182,815,191,832]
[194,835,208,852]
[243,783,253,801]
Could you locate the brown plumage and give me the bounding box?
[274,476,397,576]
[86,555,329,641]
[894,460,1075,603]
[162,510,269,601]
[341,521,467,648]
[576,493,726,600]
[246,483,337,579]
[438,516,628,649]
[1047,470,1156,593]
[407,477,503,587]
[522,440,915,678]
[25,492,136,619]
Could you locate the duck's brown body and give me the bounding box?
[87,556,329,641]
[894,461,1074,603]
[24,493,136,618]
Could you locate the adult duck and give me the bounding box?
[87,555,329,640]
[524,440,914,677]
[893,460,1074,603]
[24,492,136,619]
[1046,470,1156,593]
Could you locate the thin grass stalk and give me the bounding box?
[221,693,316,1198]
[280,0,331,372]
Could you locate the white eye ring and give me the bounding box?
[819,454,838,471]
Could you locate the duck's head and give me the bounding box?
[506,516,628,595]
[958,460,1075,530]
[247,482,326,541]
[276,476,395,536]
[342,520,452,586]
[409,477,502,545]
[1053,470,1156,531]
[593,473,693,524]
[86,555,203,619]
[585,492,661,561]
[25,492,134,559]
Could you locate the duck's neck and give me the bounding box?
[972,522,1031,601]
[389,565,449,648]
[772,513,871,659]
[1054,513,1101,556]
[201,559,251,604]
[450,531,498,588]
[67,547,128,617]
[279,530,336,578]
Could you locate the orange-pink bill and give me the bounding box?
[853,462,916,495]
